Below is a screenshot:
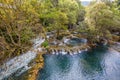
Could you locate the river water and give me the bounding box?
[38,46,120,80]
[2,45,120,80]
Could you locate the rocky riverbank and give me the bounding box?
[1,33,119,80]
[21,52,44,80]
[0,37,45,80]
[110,42,120,52]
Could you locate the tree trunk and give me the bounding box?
[56,29,60,39]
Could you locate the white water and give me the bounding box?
[0,37,45,80]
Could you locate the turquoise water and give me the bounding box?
[4,46,120,80]
[38,46,120,80]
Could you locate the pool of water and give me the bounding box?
[38,46,120,80]
[66,38,87,46]
[4,46,120,80]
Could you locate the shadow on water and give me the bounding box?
[38,46,115,80]
[39,54,75,80]
[80,46,108,79]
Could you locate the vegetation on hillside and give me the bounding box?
[0,0,120,64]
[85,1,120,43]
[0,0,120,80]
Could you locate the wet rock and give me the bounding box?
[111,42,120,52]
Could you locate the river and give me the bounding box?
[38,46,120,80]
[1,44,120,80]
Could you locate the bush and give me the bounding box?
[41,40,49,48]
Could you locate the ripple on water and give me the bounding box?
[38,47,120,80]
[4,46,120,80]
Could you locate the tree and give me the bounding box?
[0,0,42,62]
[85,2,120,41]
[39,0,83,39]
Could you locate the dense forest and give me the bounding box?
[0,0,120,62]
[0,0,120,79]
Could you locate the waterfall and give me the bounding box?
[50,48,85,55]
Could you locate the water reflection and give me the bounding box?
[4,46,120,80]
[38,46,120,80]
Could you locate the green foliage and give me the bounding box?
[2,0,120,64]
[21,27,35,44]
[41,40,49,48]
[0,0,42,63]
[85,2,120,40]
[77,21,88,32]
[39,0,83,38]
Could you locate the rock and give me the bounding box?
[0,38,45,80]
[111,42,120,52]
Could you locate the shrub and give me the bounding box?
[41,40,49,48]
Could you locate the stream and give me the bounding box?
[38,46,120,80]
[0,39,120,80]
